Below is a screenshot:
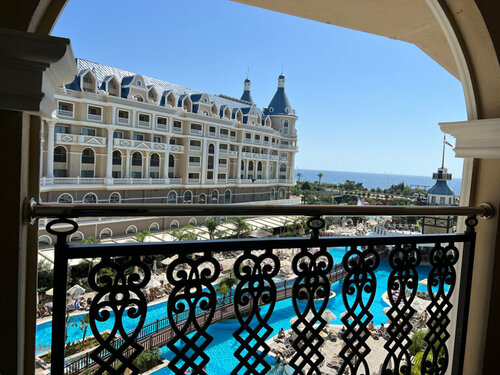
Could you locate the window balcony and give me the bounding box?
[190,129,203,135]
[32,204,491,375]
[55,133,107,147]
[208,131,217,137]
[189,145,202,151]
[188,162,201,167]
[57,109,73,117]
[87,113,102,122]
[187,178,200,184]
[173,127,182,133]
[138,120,150,127]
[220,133,229,140]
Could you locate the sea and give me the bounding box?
[294,168,462,194]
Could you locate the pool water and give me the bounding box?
[36,246,439,370]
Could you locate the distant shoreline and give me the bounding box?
[294,168,462,193]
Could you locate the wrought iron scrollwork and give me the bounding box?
[339,245,380,375]
[232,248,280,375]
[382,244,421,374]
[422,243,459,375]
[87,256,151,374]
[166,251,220,375]
[289,242,333,374]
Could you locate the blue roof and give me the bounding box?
[264,87,293,116]
[428,180,454,196]
[66,58,267,113]
[240,89,254,104]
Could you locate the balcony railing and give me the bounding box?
[87,113,102,121]
[57,109,73,117]
[56,133,107,147]
[114,138,168,152]
[29,203,494,375]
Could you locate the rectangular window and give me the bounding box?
[189,140,201,150]
[173,121,182,132]
[245,133,252,139]
[117,110,129,124]
[206,171,213,179]
[188,173,200,179]
[112,153,121,165]
[218,173,226,179]
[190,123,203,135]
[53,169,67,177]
[280,152,288,157]
[281,140,289,145]
[209,126,216,136]
[113,131,123,139]
[55,125,69,134]
[87,106,102,121]
[150,172,160,178]
[131,171,142,178]
[81,128,96,136]
[57,101,74,117]
[153,136,162,143]
[169,138,177,145]
[220,129,229,139]
[80,170,94,177]
[156,116,167,129]
[138,113,150,127]
[189,156,201,163]
[283,128,289,135]
[218,159,228,166]
[112,171,121,178]
[133,133,144,141]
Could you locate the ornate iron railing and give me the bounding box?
[30,203,494,374]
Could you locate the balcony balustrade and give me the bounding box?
[219,133,229,140]
[187,178,200,184]
[57,109,73,117]
[56,133,107,147]
[190,129,203,135]
[138,120,150,127]
[87,113,102,122]
[31,203,493,375]
[188,162,201,167]
[229,136,237,141]
[117,116,130,125]
[114,138,168,152]
[169,144,184,153]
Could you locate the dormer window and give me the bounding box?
[82,72,95,93]
[136,80,142,86]
[285,107,289,113]
[134,95,144,102]
[148,88,157,102]
[269,107,274,113]
[108,78,119,96]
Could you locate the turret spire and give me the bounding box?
[240,77,254,104]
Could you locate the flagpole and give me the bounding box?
[442,135,446,169]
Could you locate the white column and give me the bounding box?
[106,127,114,181]
[275,161,279,179]
[266,159,270,180]
[201,139,207,185]
[164,138,170,180]
[214,141,219,184]
[125,150,131,178]
[131,110,136,128]
[237,144,243,181]
[46,120,55,178]
[145,151,150,178]
[111,107,116,125]
[289,154,295,181]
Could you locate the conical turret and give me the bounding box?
[265,74,294,116]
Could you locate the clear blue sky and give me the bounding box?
[52,0,466,177]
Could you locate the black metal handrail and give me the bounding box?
[27,199,495,221]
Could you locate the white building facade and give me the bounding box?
[40,59,298,205]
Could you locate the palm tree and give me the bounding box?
[216,270,239,300]
[232,217,250,238]
[296,172,302,182]
[317,172,324,184]
[135,230,150,243]
[203,218,219,239]
[76,314,90,343]
[171,225,197,241]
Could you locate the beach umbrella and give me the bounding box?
[418,278,428,286]
[45,288,54,296]
[153,260,158,274]
[219,259,234,271]
[161,255,178,266]
[339,311,355,321]
[156,272,167,283]
[67,284,85,296]
[322,309,337,322]
[145,278,161,289]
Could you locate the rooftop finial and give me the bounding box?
[442,135,446,169]
[247,66,250,79]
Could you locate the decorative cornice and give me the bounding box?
[0,28,76,118]
[440,118,500,158]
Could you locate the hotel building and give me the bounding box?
[40,58,298,206]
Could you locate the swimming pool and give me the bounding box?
[36,246,435,369]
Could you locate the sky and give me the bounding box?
[52,0,467,177]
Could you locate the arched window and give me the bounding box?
[83,193,98,204]
[126,225,138,235]
[109,192,121,203]
[184,190,192,203]
[248,161,254,171]
[284,119,289,127]
[170,220,179,229]
[280,163,287,172]
[150,153,160,167]
[149,222,160,232]
[57,193,73,204]
[188,218,197,226]
[82,148,95,164]
[224,107,231,119]
[169,155,175,167]
[167,191,177,204]
[70,231,84,243]
[199,193,206,204]
[166,92,176,107]
[211,190,219,204]
[132,152,142,166]
[134,95,144,102]
[38,235,52,246]
[224,189,231,204]
[241,160,245,170]
[99,228,113,239]
[183,97,192,111]
[112,150,122,165]
[148,88,157,102]
[257,161,263,171]
[54,146,66,163]
[211,104,217,115]
[208,144,215,154]
[82,72,95,93]
[270,188,275,200]
[278,188,286,199]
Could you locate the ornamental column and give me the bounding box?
[237,144,243,181]
[266,159,270,180]
[164,137,170,180]
[145,151,150,178]
[105,126,114,182]
[46,120,55,178]
[201,139,207,185]
[125,150,131,178]
[275,161,279,179]
[214,140,219,184]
